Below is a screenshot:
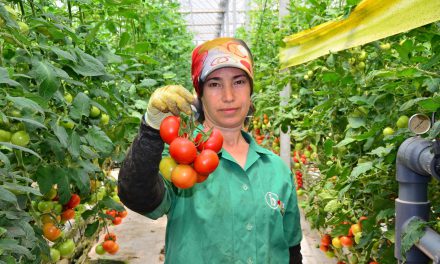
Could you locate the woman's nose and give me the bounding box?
[222,84,234,102]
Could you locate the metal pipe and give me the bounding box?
[416,226,440,263]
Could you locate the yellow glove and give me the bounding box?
[144,85,195,130]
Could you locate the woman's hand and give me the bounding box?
[145,85,195,129]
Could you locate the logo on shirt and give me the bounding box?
[265,192,279,209]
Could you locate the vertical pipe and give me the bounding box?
[278,0,291,169]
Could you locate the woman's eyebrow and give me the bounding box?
[233,74,247,79]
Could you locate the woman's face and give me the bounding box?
[201,67,251,129]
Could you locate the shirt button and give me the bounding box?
[246,223,253,231]
[247,257,253,264]
[242,184,248,191]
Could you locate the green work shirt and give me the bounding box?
[146,130,302,264]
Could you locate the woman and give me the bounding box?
[118,37,303,264]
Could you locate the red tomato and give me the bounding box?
[171,164,197,189]
[340,236,353,247]
[321,234,331,246]
[65,194,80,209]
[117,210,128,218]
[104,232,117,242]
[169,137,197,164]
[102,240,117,253]
[43,223,62,241]
[106,209,117,219]
[195,128,223,153]
[61,208,75,221]
[107,242,119,254]
[160,116,180,144]
[193,149,219,175]
[196,173,209,183]
[112,216,122,225]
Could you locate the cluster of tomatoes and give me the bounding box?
[159,116,223,189]
[294,170,303,190]
[95,232,119,255]
[319,217,373,263]
[105,208,128,226]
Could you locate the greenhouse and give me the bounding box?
[0,0,439,263]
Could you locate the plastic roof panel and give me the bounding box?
[178,0,249,45]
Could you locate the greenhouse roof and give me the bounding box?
[178,0,250,45]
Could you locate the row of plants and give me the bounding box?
[0,0,194,262]
[238,0,440,263]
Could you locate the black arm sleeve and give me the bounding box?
[117,118,165,214]
[289,244,302,264]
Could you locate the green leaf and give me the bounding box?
[84,221,100,238]
[429,121,440,138]
[31,60,60,99]
[53,168,70,204]
[0,186,17,204]
[134,41,150,53]
[0,142,42,160]
[348,117,366,128]
[400,98,426,112]
[418,97,440,112]
[68,168,90,196]
[163,72,176,79]
[70,92,91,120]
[368,145,395,157]
[119,32,131,48]
[84,126,114,155]
[68,133,80,158]
[335,138,355,148]
[324,139,334,157]
[35,166,54,195]
[80,145,99,159]
[71,48,106,77]
[5,95,44,114]
[0,151,10,168]
[51,123,68,148]
[0,67,21,87]
[401,218,426,256]
[134,100,147,110]
[2,182,41,196]
[139,78,157,87]
[324,199,340,212]
[0,239,33,259]
[51,46,77,62]
[99,196,124,211]
[350,161,373,178]
[8,117,47,129]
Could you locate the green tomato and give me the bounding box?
[53,203,63,215]
[95,244,106,255]
[64,93,73,104]
[90,106,101,118]
[0,129,12,142]
[325,250,335,258]
[50,248,61,262]
[58,239,75,257]
[100,113,110,125]
[60,119,75,129]
[10,130,30,147]
[18,22,29,35]
[43,187,57,200]
[383,127,395,136]
[159,156,178,181]
[396,115,409,129]
[354,232,362,244]
[38,201,54,213]
[4,5,17,19]
[112,195,121,203]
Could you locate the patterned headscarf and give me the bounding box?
[191,37,254,97]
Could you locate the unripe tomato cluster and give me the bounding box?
[319,216,369,262]
[105,208,128,226]
[159,116,223,189]
[95,232,120,255]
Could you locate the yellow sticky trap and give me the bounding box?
[280,0,440,69]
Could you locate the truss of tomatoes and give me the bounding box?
[159,115,223,189]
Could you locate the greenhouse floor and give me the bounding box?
[87,171,335,264]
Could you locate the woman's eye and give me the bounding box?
[235,79,246,85]
[208,82,220,88]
